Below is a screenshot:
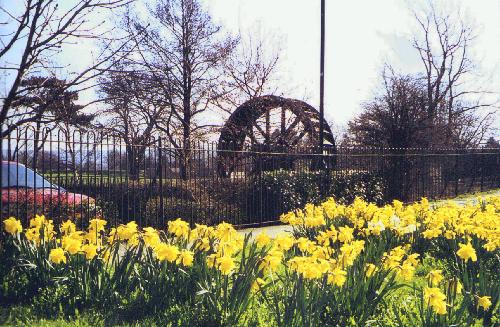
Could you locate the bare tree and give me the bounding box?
[213,28,283,114]
[327,119,347,147]
[115,0,237,179]
[484,137,499,149]
[11,76,94,163]
[99,66,166,179]
[0,0,132,138]
[347,71,428,148]
[451,109,494,147]
[210,28,285,148]
[412,3,496,146]
[347,69,495,148]
[52,93,96,182]
[348,4,496,148]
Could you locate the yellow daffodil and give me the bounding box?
[296,237,314,252]
[195,237,211,252]
[25,227,40,243]
[214,222,238,242]
[82,244,98,260]
[280,211,300,225]
[49,248,67,264]
[405,253,420,267]
[337,226,354,243]
[62,235,82,255]
[89,218,107,233]
[444,230,456,239]
[477,295,492,311]
[289,256,329,279]
[255,232,271,247]
[424,287,447,315]
[327,268,347,287]
[260,250,282,273]
[206,253,217,268]
[60,220,76,235]
[251,277,266,292]
[142,227,161,249]
[427,270,444,286]
[216,255,235,275]
[365,263,377,277]
[303,204,326,227]
[483,240,498,252]
[219,240,243,256]
[115,221,138,241]
[167,218,190,239]
[102,249,111,263]
[422,228,441,239]
[154,243,180,262]
[273,233,294,251]
[29,215,46,229]
[85,229,103,246]
[3,217,22,235]
[456,242,477,262]
[382,246,405,269]
[190,224,213,239]
[176,249,194,267]
[398,263,415,281]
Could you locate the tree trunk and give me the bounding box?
[126,144,145,181]
[179,132,191,181]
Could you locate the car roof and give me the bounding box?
[1,161,26,166]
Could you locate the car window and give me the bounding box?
[1,162,61,190]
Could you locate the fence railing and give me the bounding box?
[1,128,499,228]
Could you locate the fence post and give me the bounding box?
[454,150,459,197]
[480,149,484,192]
[258,152,263,227]
[158,137,163,227]
[0,128,3,224]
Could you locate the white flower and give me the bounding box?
[390,215,401,227]
[368,220,385,231]
[404,224,417,233]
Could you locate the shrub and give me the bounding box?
[243,170,387,223]
[328,171,386,205]
[143,197,243,227]
[58,182,196,225]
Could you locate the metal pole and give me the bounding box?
[158,137,163,227]
[319,0,325,151]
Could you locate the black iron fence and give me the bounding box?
[1,128,499,228]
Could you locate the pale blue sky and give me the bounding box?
[208,0,500,128]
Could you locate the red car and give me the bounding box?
[1,161,94,220]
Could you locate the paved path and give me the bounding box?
[431,189,499,206]
[239,224,292,239]
[238,189,500,238]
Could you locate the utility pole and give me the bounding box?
[319,0,325,151]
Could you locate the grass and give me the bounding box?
[0,307,97,327]
[0,299,270,326]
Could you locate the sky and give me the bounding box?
[206,0,500,130]
[2,0,500,134]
